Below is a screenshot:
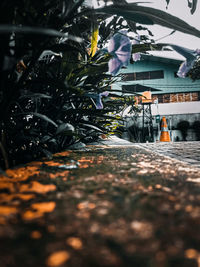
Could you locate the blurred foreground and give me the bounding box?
[0,139,200,267]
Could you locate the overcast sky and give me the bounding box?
[91,0,200,58]
[128,0,200,49]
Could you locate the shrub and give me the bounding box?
[0,0,199,169]
[192,121,200,140]
[177,120,190,141]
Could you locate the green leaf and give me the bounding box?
[80,123,103,132]
[66,0,85,19]
[166,0,170,7]
[39,148,53,159]
[56,123,75,136]
[0,25,83,42]
[79,121,104,132]
[131,43,169,54]
[96,6,153,24]
[188,0,198,14]
[15,112,58,128]
[19,93,52,100]
[96,4,200,38]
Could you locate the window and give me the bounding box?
[150,71,164,79]
[153,92,200,104]
[163,94,170,103]
[136,71,150,80]
[157,94,163,103]
[121,73,134,81]
[121,70,164,81]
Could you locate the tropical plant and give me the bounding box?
[0,0,199,169]
[188,59,200,80]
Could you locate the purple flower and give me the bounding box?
[132,35,141,62]
[85,91,109,109]
[108,30,131,75]
[177,61,192,78]
[170,44,200,78]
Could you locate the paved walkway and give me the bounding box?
[0,138,200,267]
[138,141,200,168]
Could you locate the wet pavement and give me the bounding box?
[0,138,200,267]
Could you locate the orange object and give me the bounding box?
[141,91,152,104]
[160,116,171,142]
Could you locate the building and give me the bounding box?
[113,52,200,142]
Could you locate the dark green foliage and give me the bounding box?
[0,0,199,169]
[177,120,190,141]
[187,0,198,14]
[95,3,200,38]
[192,121,200,140]
[0,0,138,169]
[188,59,200,80]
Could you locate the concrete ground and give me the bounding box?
[138,141,200,168]
[0,137,200,267]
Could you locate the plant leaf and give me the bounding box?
[80,123,103,132]
[79,121,104,132]
[56,123,75,136]
[66,0,85,19]
[97,7,153,24]
[39,148,53,159]
[15,112,58,127]
[131,43,166,53]
[166,0,170,7]
[95,4,200,38]
[0,25,83,42]
[90,23,99,57]
[19,93,52,100]
[188,0,198,14]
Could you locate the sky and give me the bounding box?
[134,0,200,49]
[89,0,200,59]
[131,0,200,59]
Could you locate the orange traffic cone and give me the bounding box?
[160,116,171,142]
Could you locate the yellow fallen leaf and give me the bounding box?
[19,181,56,193]
[31,230,42,239]
[66,237,83,250]
[185,248,199,259]
[22,210,43,220]
[46,251,70,267]
[0,206,18,216]
[32,202,56,213]
[23,202,56,221]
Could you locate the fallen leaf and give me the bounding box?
[46,251,70,267]
[30,230,42,239]
[0,206,18,216]
[185,248,198,259]
[66,237,83,250]
[19,181,56,193]
[32,202,56,213]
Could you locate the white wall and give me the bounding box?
[151,101,200,116]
